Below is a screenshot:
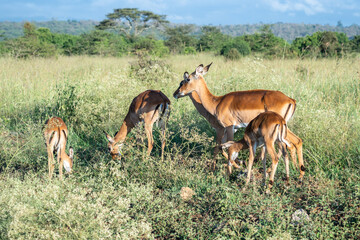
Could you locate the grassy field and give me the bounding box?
[0,54,359,239]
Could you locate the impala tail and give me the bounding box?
[157,92,171,129]
[277,123,291,147]
[284,102,296,123]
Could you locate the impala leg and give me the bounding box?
[224,126,235,172]
[160,107,170,161]
[58,148,63,180]
[144,123,154,156]
[212,127,225,171]
[287,130,305,181]
[287,143,298,169]
[261,146,267,186]
[282,143,290,185]
[245,140,256,186]
[220,129,229,160]
[267,142,279,191]
[47,148,55,179]
[226,148,234,175]
[161,127,166,161]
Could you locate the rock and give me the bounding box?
[180,187,195,201]
[291,209,311,225]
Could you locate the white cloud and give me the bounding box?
[264,0,326,15]
[167,14,193,22]
[264,0,360,15]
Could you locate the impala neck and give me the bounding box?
[113,116,134,144]
[195,77,220,115]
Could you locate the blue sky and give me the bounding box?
[0,0,359,26]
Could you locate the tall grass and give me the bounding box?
[0,54,359,239]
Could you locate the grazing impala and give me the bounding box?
[43,117,74,180]
[222,112,291,190]
[173,63,304,181]
[104,90,171,161]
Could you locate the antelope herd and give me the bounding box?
[44,63,305,191]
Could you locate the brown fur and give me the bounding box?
[173,63,304,180]
[43,117,74,180]
[105,90,171,161]
[223,112,297,190]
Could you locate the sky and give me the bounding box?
[0,0,359,26]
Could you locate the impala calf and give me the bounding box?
[173,63,304,180]
[104,90,171,160]
[43,117,74,180]
[222,111,292,190]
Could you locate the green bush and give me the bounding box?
[220,38,251,57]
[129,52,175,85]
[133,37,169,57]
[183,46,196,55]
[224,48,241,60]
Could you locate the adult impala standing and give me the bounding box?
[173,63,304,181]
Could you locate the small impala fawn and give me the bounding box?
[104,90,171,160]
[222,111,294,190]
[43,117,74,180]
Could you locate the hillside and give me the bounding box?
[0,20,98,39]
[1,20,360,41]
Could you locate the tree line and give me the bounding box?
[0,8,359,59]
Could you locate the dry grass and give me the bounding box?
[0,54,359,239]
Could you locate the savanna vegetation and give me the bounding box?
[0,53,359,239]
[2,19,360,42]
[0,7,360,239]
[1,13,360,60]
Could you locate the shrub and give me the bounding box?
[129,51,175,85]
[133,37,169,57]
[224,48,241,60]
[183,46,196,55]
[220,39,251,58]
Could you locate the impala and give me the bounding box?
[187,92,229,160]
[104,90,171,161]
[43,117,74,180]
[222,111,291,190]
[173,63,305,181]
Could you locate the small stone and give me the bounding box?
[180,187,195,201]
[291,209,311,225]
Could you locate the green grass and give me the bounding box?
[0,54,359,239]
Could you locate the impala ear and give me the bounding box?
[203,62,212,75]
[103,130,115,144]
[195,64,204,77]
[69,147,74,160]
[183,72,189,80]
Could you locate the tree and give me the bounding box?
[197,26,229,52]
[349,35,360,52]
[291,31,349,58]
[96,8,168,40]
[240,25,290,58]
[6,22,57,58]
[220,37,251,58]
[164,25,197,54]
[78,30,129,56]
